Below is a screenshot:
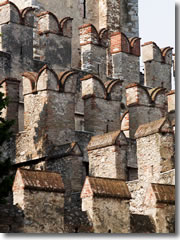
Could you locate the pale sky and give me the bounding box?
[139,0,175,88]
[139,0,175,50]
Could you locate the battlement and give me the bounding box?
[0,1,35,26]
[79,24,108,48]
[126,83,167,108]
[38,11,73,37]
[79,24,108,79]
[142,41,173,64]
[81,74,123,101]
[111,32,141,56]
[110,32,140,87]
[23,65,80,95]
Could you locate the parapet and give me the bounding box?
[167,90,175,112]
[81,74,123,101]
[145,183,175,205]
[87,130,128,151]
[81,176,131,199]
[126,83,151,106]
[79,24,108,48]
[23,65,79,95]
[38,11,73,37]
[13,168,65,193]
[111,32,141,56]
[126,83,167,108]
[142,41,173,65]
[0,1,35,26]
[134,117,172,139]
[120,111,129,132]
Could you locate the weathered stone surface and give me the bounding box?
[167,90,175,112]
[130,214,156,233]
[144,183,175,233]
[12,169,65,233]
[136,133,174,182]
[142,42,173,90]
[81,177,131,233]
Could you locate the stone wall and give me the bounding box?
[23,190,64,233]
[45,156,90,232]
[82,197,130,233]
[142,42,173,90]
[137,133,174,183]
[89,145,127,180]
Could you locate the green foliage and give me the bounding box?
[0,84,14,204]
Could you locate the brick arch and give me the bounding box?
[59,17,73,37]
[111,32,130,54]
[22,72,37,95]
[21,7,35,27]
[151,88,167,107]
[59,70,78,93]
[81,74,106,99]
[38,11,62,35]
[0,0,21,24]
[161,47,173,64]
[36,65,59,91]
[120,110,129,132]
[105,79,122,101]
[129,37,141,56]
[79,24,100,45]
[99,28,109,48]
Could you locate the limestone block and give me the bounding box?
[0,1,20,25]
[167,90,175,112]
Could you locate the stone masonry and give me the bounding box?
[0,0,175,234]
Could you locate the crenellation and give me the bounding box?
[111,32,140,90]
[142,42,173,90]
[80,24,107,80]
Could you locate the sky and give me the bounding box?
[139,0,175,50]
[139,0,175,88]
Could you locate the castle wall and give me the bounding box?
[142,42,173,90]
[136,133,174,183]
[45,156,90,232]
[82,197,130,233]
[84,97,121,134]
[126,84,167,138]
[23,190,64,233]
[88,145,127,180]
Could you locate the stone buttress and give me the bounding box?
[81,176,131,233]
[126,83,168,138]
[12,168,65,233]
[142,41,173,90]
[81,74,123,134]
[0,1,35,78]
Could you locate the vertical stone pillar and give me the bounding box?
[0,78,20,133]
[0,1,35,78]
[12,168,65,233]
[79,24,107,80]
[142,42,173,90]
[144,183,175,233]
[81,75,122,134]
[111,32,140,87]
[81,176,131,233]
[87,130,128,180]
[135,118,174,183]
[37,12,72,71]
[19,65,76,161]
